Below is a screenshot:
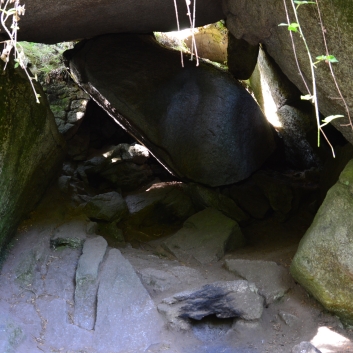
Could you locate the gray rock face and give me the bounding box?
[250,48,320,169]
[14,0,224,43]
[225,259,293,305]
[158,280,264,330]
[291,159,353,325]
[163,208,245,264]
[0,60,65,253]
[224,0,353,145]
[94,249,163,352]
[82,191,128,222]
[66,34,276,187]
[138,266,201,294]
[292,341,322,353]
[75,236,108,330]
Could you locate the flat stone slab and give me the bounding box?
[158,280,264,330]
[225,259,293,304]
[74,236,108,330]
[138,266,201,294]
[94,248,163,352]
[163,208,245,264]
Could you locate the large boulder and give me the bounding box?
[291,159,353,325]
[224,0,353,145]
[65,34,275,187]
[0,61,65,253]
[12,0,223,43]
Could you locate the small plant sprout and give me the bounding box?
[313,54,338,67]
[320,115,344,128]
[278,22,300,32]
[0,0,40,103]
[293,1,315,10]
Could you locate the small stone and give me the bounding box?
[278,310,299,327]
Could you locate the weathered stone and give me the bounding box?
[292,341,322,353]
[97,222,124,242]
[74,236,107,330]
[15,0,224,43]
[187,183,249,223]
[50,218,88,249]
[184,22,228,64]
[227,33,259,79]
[124,182,196,241]
[79,143,153,191]
[82,191,128,222]
[291,159,353,325]
[224,0,353,145]
[252,171,294,218]
[99,162,153,191]
[225,259,293,305]
[65,34,276,187]
[94,249,163,352]
[138,266,201,294]
[158,280,264,330]
[120,143,149,165]
[278,311,299,327]
[0,61,65,253]
[228,182,270,219]
[162,208,245,264]
[250,48,320,169]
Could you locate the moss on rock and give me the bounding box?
[0,61,65,254]
[291,159,353,325]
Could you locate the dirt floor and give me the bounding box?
[1,182,353,353]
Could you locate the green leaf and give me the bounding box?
[294,0,315,8]
[322,115,344,124]
[278,23,299,32]
[288,23,300,32]
[315,55,339,63]
[14,62,19,68]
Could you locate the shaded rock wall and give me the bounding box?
[12,0,224,44]
[0,61,65,253]
[224,0,353,145]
